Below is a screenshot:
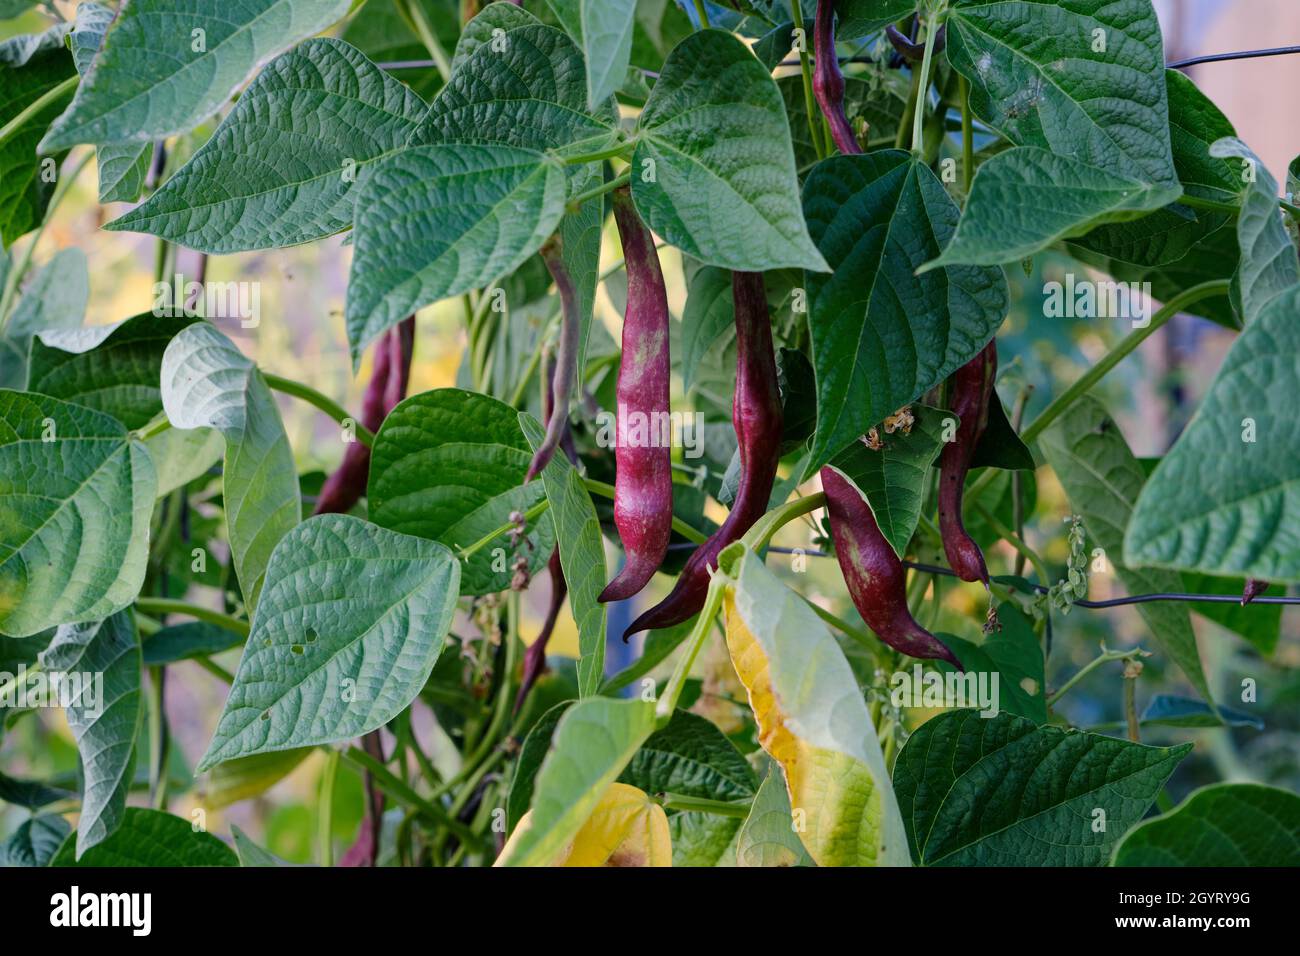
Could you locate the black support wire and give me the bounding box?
[665,543,1298,609]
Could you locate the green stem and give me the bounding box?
[741,491,826,553]
[972,502,1051,586]
[566,170,631,214]
[563,139,635,165]
[693,0,709,29]
[1020,278,1230,445]
[133,415,173,442]
[401,0,452,82]
[960,74,973,194]
[656,576,727,723]
[0,151,94,331]
[318,748,339,867]
[342,746,484,845]
[263,372,375,448]
[134,598,250,637]
[147,665,167,809]
[658,792,751,818]
[460,597,519,770]
[895,61,922,149]
[1179,191,1300,221]
[789,0,827,160]
[458,497,551,561]
[1047,646,1141,706]
[193,656,235,684]
[910,18,940,154]
[0,74,77,149]
[583,476,709,544]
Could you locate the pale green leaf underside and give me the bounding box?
[0,815,69,867]
[8,247,88,336]
[803,151,1007,472]
[107,38,427,253]
[344,144,566,366]
[197,513,459,770]
[520,413,606,697]
[827,404,948,558]
[730,548,910,866]
[51,807,238,866]
[1111,783,1300,866]
[497,696,658,866]
[581,0,636,108]
[367,388,554,595]
[1125,285,1300,582]
[926,146,1182,269]
[1209,137,1300,326]
[631,28,828,273]
[1039,397,1213,703]
[735,763,814,867]
[40,0,354,150]
[946,0,1178,188]
[39,611,142,857]
[67,2,152,204]
[894,709,1190,866]
[0,390,156,637]
[160,323,300,608]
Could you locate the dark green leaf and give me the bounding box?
[345,144,566,365]
[0,814,70,867]
[802,151,1007,471]
[506,700,571,831]
[631,29,828,272]
[1112,783,1300,866]
[368,388,554,595]
[1179,573,1282,655]
[0,42,73,246]
[51,807,238,866]
[1126,285,1300,583]
[0,770,73,809]
[936,602,1046,724]
[894,709,1191,866]
[142,621,243,665]
[969,391,1034,471]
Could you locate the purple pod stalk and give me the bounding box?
[938,340,997,584]
[822,467,960,666]
[526,237,578,482]
[599,189,674,603]
[514,549,568,714]
[814,1,861,156]
[624,271,783,639]
[314,318,415,516]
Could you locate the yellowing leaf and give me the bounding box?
[502,782,671,867]
[722,548,909,867]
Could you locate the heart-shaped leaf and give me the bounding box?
[40,0,353,150]
[108,38,427,253]
[39,611,142,858]
[935,602,1046,724]
[0,390,157,636]
[196,513,460,770]
[631,29,828,273]
[735,763,814,867]
[894,709,1190,866]
[367,388,555,595]
[160,323,300,608]
[0,814,69,867]
[1125,285,1300,582]
[802,151,1008,472]
[345,144,566,365]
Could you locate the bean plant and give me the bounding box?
[0,0,1296,869]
